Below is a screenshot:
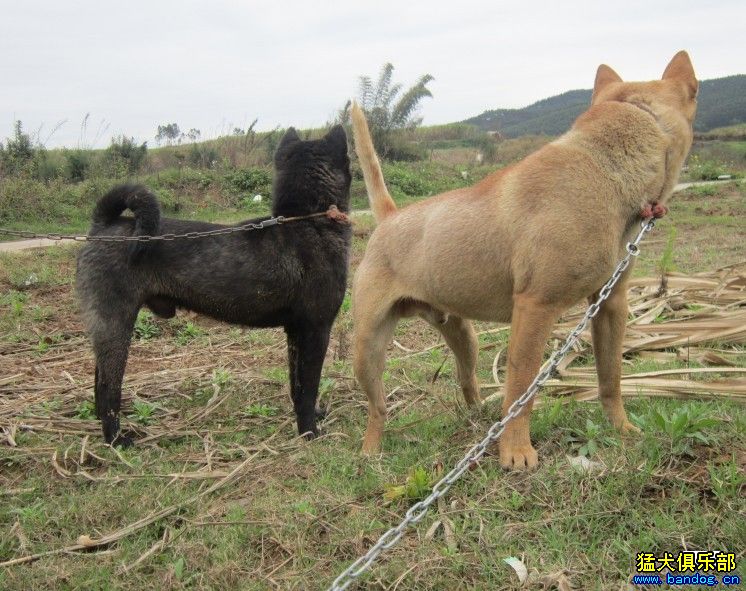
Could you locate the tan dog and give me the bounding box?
[350,51,698,470]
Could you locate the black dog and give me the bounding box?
[76,126,352,445]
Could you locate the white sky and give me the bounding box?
[2,0,744,148]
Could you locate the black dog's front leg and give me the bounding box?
[285,324,331,438]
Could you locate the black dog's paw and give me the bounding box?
[299,425,320,440]
[103,421,135,448]
[111,430,135,448]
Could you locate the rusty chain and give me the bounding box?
[0,208,345,244]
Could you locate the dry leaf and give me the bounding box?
[503,556,528,584]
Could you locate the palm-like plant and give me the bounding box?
[340,63,434,158]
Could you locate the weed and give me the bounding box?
[564,418,619,457]
[75,400,96,420]
[130,401,157,425]
[211,368,233,389]
[10,500,47,525]
[707,459,745,505]
[631,403,718,455]
[293,500,316,515]
[34,334,62,355]
[263,367,287,382]
[245,403,279,417]
[174,321,205,345]
[0,291,27,324]
[691,184,718,197]
[384,466,432,503]
[659,227,677,275]
[134,310,160,340]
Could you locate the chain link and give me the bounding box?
[0,209,350,244]
[328,218,656,591]
[0,217,288,243]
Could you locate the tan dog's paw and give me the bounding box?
[361,436,382,456]
[617,420,642,435]
[498,443,539,471]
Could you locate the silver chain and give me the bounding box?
[0,217,286,243]
[328,218,656,591]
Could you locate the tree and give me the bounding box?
[155,123,181,146]
[344,63,434,158]
[0,121,35,174]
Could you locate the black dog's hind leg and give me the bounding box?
[92,313,137,446]
[285,323,332,438]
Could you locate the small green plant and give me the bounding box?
[245,403,279,417]
[10,500,46,525]
[34,334,62,355]
[631,404,718,455]
[293,500,316,515]
[319,377,335,397]
[75,400,96,420]
[134,310,160,340]
[263,367,287,382]
[211,368,233,389]
[1,291,27,319]
[130,401,156,425]
[691,184,718,197]
[174,321,205,345]
[564,418,618,457]
[384,466,432,503]
[707,459,745,504]
[172,557,185,581]
[339,292,352,314]
[659,227,677,275]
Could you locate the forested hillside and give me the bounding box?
[464,75,746,137]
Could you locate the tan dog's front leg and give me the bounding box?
[499,296,561,470]
[589,276,640,434]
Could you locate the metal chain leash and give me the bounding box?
[0,208,346,244]
[328,218,657,591]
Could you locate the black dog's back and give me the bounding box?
[76,126,352,445]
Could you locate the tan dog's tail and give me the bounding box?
[350,101,397,222]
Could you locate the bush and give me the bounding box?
[149,167,214,192]
[0,121,36,177]
[103,136,148,177]
[188,143,219,168]
[63,149,92,182]
[383,164,429,196]
[687,154,727,180]
[224,168,272,196]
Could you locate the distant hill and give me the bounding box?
[463,75,746,138]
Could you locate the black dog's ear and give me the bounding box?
[325,124,347,153]
[279,127,300,149]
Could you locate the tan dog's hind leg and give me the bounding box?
[499,295,562,470]
[589,275,640,434]
[427,315,481,407]
[353,280,400,455]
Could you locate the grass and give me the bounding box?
[0,172,744,590]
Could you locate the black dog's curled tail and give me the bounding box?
[92,184,160,263]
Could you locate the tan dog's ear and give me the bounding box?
[662,50,698,98]
[591,64,622,104]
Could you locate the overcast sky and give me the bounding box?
[2,0,744,148]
